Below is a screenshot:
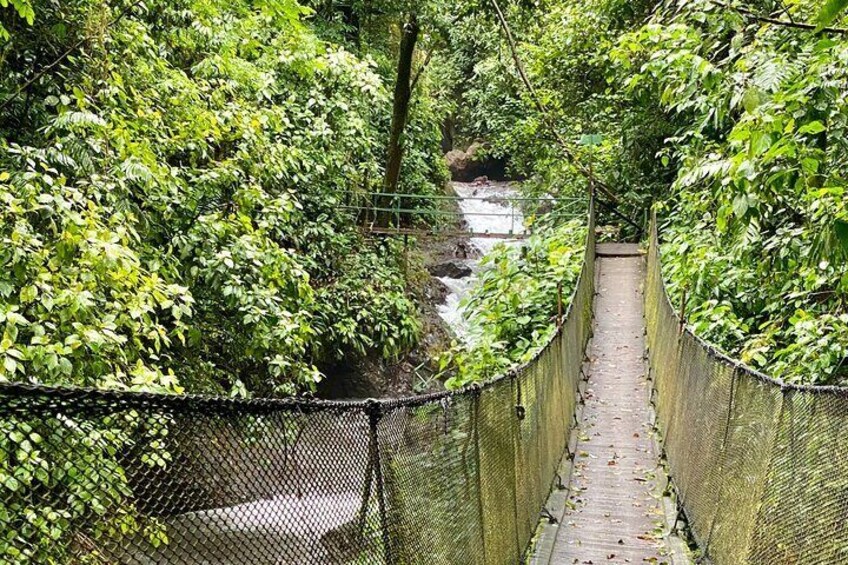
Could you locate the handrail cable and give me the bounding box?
[339,190,584,203]
[341,205,525,218]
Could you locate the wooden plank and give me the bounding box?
[596,243,645,257]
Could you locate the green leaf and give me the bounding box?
[732,194,749,218]
[798,120,826,135]
[742,88,762,113]
[19,285,37,304]
[4,476,20,492]
[578,133,604,147]
[3,357,16,375]
[816,0,848,30]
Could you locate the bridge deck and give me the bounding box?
[549,248,666,563]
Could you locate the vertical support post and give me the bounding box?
[357,442,375,534]
[557,282,564,329]
[588,160,594,199]
[678,287,688,335]
[364,193,370,230]
[402,233,409,276]
[509,373,523,561]
[366,400,393,564]
[362,171,369,229]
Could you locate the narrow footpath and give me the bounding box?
[549,244,666,564]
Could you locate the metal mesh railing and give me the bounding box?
[0,205,595,564]
[646,217,848,565]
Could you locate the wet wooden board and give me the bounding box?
[596,243,645,257]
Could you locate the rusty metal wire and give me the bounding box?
[646,216,848,565]
[0,206,596,564]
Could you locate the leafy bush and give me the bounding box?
[0,0,446,394]
[0,1,450,561]
[441,219,586,388]
[443,0,848,384]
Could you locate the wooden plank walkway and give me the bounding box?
[548,246,666,564]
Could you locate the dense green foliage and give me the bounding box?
[446,0,848,385]
[2,0,848,560]
[2,0,845,395]
[440,0,663,228]
[612,0,848,384]
[0,0,457,397]
[0,2,451,560]
[442,220,586,388]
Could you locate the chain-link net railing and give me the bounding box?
[646,218,848,565]
[0,205,595,565]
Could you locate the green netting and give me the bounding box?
[0,206,595,564]
[646,218,848,565]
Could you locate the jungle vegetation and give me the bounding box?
[2,0,848,561]
[0,0,452,397]
[443,0,848,386]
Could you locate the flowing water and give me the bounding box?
[436,180,526,342]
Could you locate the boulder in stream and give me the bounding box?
[428,261,473,279]
[445,142,508,182]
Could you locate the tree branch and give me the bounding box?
[0,0,146,113]
[710,0,848,35]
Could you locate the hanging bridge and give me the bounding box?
[1,199,847,565]
[342,184,587,240]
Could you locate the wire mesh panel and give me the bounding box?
[379,397,485,565]
[477,379,521,564]
[0,391,385,565]
[706,373,781,563]
[748,389,848,564]
[0,206,596,564]
[646,218,848,565]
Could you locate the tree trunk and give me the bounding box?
[441,114,455,153]
[382,13,419,225]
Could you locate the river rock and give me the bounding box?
[426,277,451,302]
[445,142,508,182]
[428,261,473,279]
